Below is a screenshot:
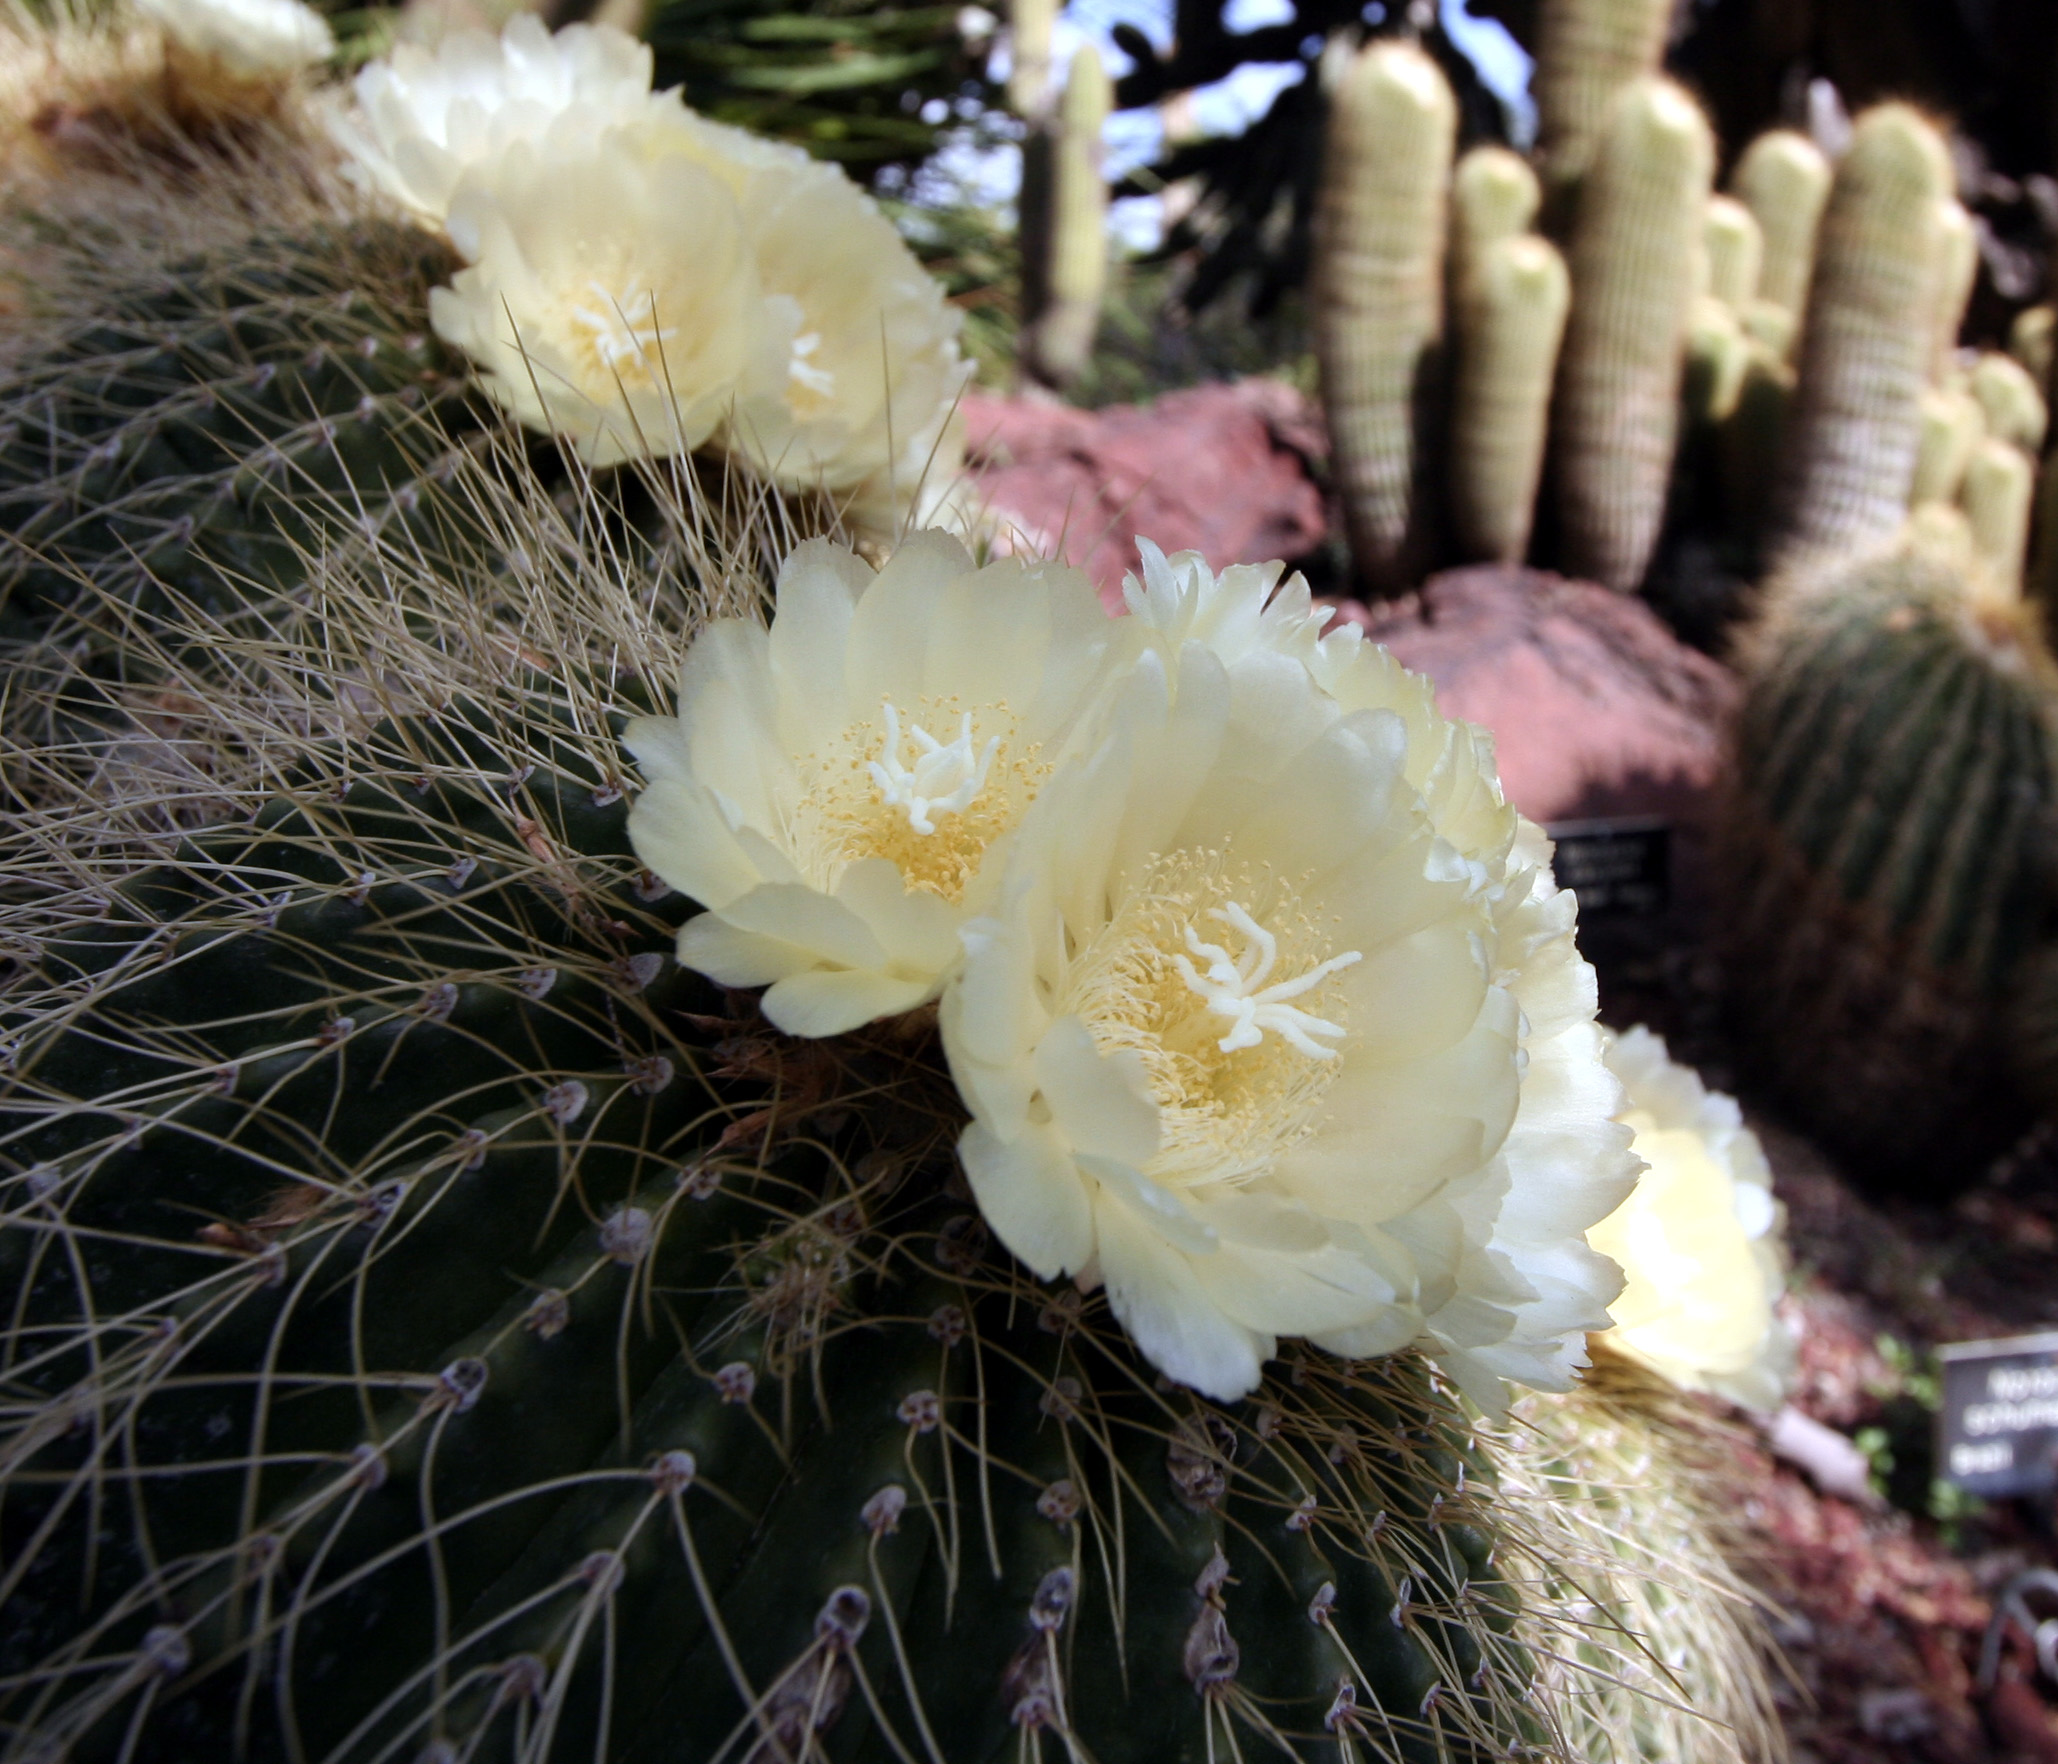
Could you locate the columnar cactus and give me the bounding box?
[1449,145,1541,294]
[1910,385,1984,509]
[1970,351,2049,455]
[1530,0,1673,210]
[1929,200,1979,384]
[1722,544,2058,1174]
[1020,42,1111,390]
[1701,196,1762,311]
[1449,235,1570,565]
[1765,105,1954,580]
[1312,40,1457,597]
[1551,76,1714,593]
[1729,129,1832,323]
[1961,436,2034,589]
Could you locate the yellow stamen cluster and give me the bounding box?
[790,697,1046,902]
[1060,852,1350,1189]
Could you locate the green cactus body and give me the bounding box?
[1738,297,1796,359]
[1312,40,1456,597]
[1729,129,1832,324]
[1005,0,1056,119]
[1551,76,1715,593]
[1449,145,1541,294]
[1722,547,2058,1174]
[1929,199,1979,384]
[1910,385,1985,508]
[0,691,1573,1761]
[1531,0,1673,210]
[1765,106,1954,579]
[2009,302,2055,393]
[1961,435,2034,590]
[0,219,478,641]
[1683,295,1749,428]
[1718,339,1794,538]
[1970,350,2049,455]
[1701,196,1762,311]
[1449,233,1570,564]
[1020,42,1110,390]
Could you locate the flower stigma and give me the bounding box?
[569,283,675,381]
[788,332,835,402]
[1064,855,1359,1189]
[867,701,1001,836]
[1174,903,1363,1058]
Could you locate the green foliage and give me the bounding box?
[643,0,991,173]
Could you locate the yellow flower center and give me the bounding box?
[791,697,1046,902]
[1062,853,1359,1189]
[567,280,676,387]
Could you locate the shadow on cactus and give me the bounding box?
[0,438,1755,1760]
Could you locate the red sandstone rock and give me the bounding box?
[1341,565,1738,835]
[962,379,1327,610]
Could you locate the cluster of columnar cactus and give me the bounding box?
[1302,0,2057,615]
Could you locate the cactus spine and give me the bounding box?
[1552,76,1715,593]
[1020,42,1110,390]
[1312,39,1456,596]
[1729,129,1832,323]
[1531,0,1673,209]
[1722,544,2058,1175]
[1765,105,1954,579]
[1450,234,1571,564]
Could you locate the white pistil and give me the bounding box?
[571,284,676,372]
[788,331,835,397]
[1174,902,1362,1059]
[867,701,1000,835]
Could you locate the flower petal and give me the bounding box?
[958,1119,1094,1280]
[1093,1192,1268,1402]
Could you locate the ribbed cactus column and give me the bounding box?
[1971,351,2049,454]
[1006,0,1056,118]
[1020,43,1111,390]
[1929,199,1979,382]
[1911,385,1984,508]
[1962,436,2034,591]
[1702,196,1763,310]
[1312,39,1456,597]
[1531,0,1674,210]
[1729,129,1832,323]
[1765,105,1954,579]
[1450,144,1541,292]
[1551,76,1715,592]
[1450,234,1571,563]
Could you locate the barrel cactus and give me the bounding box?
[0,469,1740,1758]
[1721,541,2058,1177]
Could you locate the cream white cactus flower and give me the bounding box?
[136,0,333,77]
[1588,1027,1795,1411]
[941,543,1641,1405]
[721,166,972,496]
[624,532,1123,1036]
[427,122,764,465]
[328,16,654,220]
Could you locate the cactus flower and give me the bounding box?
[1588,1027,1794,1410]
[940,544,1640,1404]
[625,532,1124,1035]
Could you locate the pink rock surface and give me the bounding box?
[1342,565,1738,854]
[963,379,1327,610]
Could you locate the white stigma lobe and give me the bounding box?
[571,284,676,371]
[1174,902,1362,1059]
[866,701,1000,836]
